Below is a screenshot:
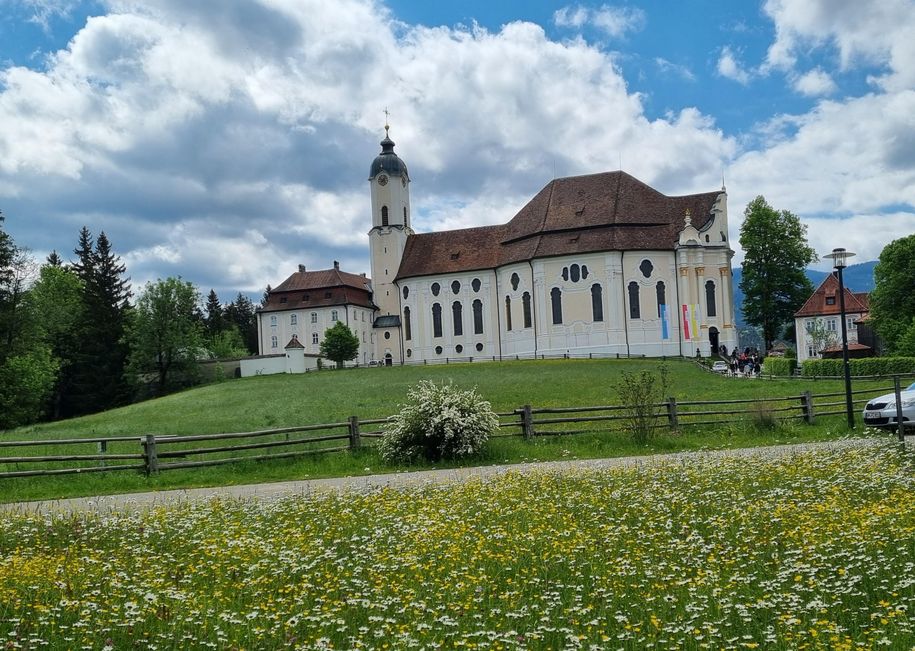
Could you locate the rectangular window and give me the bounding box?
[270,315,277,326]
[827,318,837,331]
[311,312,317,323]
[271,336,278,348]
[312,332,318,345]
[332,310,338,322]
[290,314,297,325]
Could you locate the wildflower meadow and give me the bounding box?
[2,439,915,649]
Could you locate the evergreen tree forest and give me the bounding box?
[0,216,259,430]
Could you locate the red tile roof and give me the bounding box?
[260,266,375,313]
[396,171,722,279]
[794,273,870,318]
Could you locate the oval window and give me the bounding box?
[384,331,391,340]
[402,286,409,300]
[472,278,481,292]
[639,259,653,279]
[581,265,589,280]
[435,346,443,355]
[451,280,461,294]
[510,273,520,291]
[406,348,412,357]
[570,264,580,282]
[456,344,463,354]
[431,282,440,296]
[475,343,483,352]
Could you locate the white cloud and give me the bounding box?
[763,0,915,90]
[553,4,645,38]
[716,46,751,84]
[654,57,696,82]
[792,68,837,96]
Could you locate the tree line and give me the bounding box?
[0,213,259,430]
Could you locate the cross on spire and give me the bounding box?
[383,107,390,136]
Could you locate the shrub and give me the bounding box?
[615,365,670,445]
[750,401,778,430]
[763,356,796,376]
[379,381,499,463]
[802,357,915,377]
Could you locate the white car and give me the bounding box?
[862,381,915,430]
[712,361,729,373]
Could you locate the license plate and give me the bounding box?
[865,410,882,419]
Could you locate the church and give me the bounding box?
[256,127,738,366]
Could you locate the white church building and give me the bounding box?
[256,127,738,366]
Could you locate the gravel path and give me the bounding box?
[1,438,883,515]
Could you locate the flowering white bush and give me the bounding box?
[379,380,499,463]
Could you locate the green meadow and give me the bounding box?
[0,358,895,502]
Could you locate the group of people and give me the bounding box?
[727,347,761,377]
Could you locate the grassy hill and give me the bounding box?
[1,358,888,502]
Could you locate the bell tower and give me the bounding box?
[368,118,412,317]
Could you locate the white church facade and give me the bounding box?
[257,128,738,366]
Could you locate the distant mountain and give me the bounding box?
[732,260,877,327]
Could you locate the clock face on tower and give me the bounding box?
[377,174,388,186]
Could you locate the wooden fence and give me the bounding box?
[1,382,910,479]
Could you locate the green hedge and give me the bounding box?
[801,357,915,377]
[762,357,796,376]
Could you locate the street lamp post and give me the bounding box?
[824,247,856,429]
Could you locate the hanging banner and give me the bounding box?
[682,304,701,340]
[660,304,669,340]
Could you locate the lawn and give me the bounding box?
[1,440,913,649]
[0,358,896,503]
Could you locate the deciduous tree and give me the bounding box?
[319,321,359,369]
[739,196,816,351]
[870,234,915,355]
[126,277,203,394]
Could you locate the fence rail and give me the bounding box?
[2,376,912,479]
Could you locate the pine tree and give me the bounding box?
[204,289,224,337]
[68,228,132,414]
[229,292,258,354]
[261,285,271,307]
[46,250,63,267]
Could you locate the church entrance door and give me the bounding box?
[384,353,393,366]
[709,327,720,357]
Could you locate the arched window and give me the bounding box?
[628,282,640,319]
[505,296,512,331]
[472,299,484,334]
[381,205,389,226]
[656,281,666,317]
[551,287,563,324]
[522,291,532,328]
[706,280,717,317]
[432,303,442,338]
[591,284,603,322]
[452,301,463,336]
[510,273,520,291]
[403,306,411,341]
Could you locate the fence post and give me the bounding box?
[521,405,534,440]
[666,397,678,430]
[801,391,815,424]
[348,415,361,450]
[142,434,158,475]
[97,440,107,467]
[894,376,905,441]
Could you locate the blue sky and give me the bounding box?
[1,0,913,297]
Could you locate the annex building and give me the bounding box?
[256,128,738,366]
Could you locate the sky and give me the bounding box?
[1,0,914,300]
